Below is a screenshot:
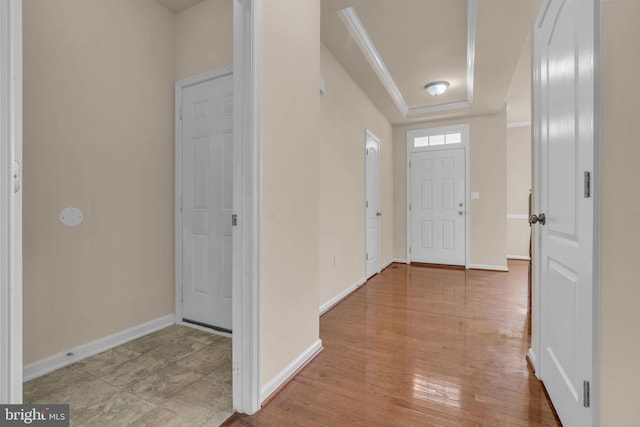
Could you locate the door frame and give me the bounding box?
[531,0,601,423]
[0,0,22,404]
[232,0,262,414]
[364,129,381,279]
[174,65,234,325]
[406,124,470,267]
[0,0,262,413]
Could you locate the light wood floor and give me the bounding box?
[226,260,561,426]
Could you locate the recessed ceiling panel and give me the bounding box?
[322,0,534,124]
[357,0,468,108]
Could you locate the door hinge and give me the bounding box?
[179,197,183,212]
[366,253,369,261]
[409,203,412,211]
[232,214,238,227]
[409,247,412,254]
[13,160,21,193]
[409,160,412,168]
[584,171,591,198]
[179,107,183,121]
[366,200,369,208]
[583,381,590,408]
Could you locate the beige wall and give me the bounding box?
[318,44,393,309]
[260,0,321,386]
[175,0,233,81]
[600,1,640,424]
[506,126,531,258]
[393,112,508,269]
[23,0,175,364]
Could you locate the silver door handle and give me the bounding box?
[529,213,546,225]
[376,212,382,217]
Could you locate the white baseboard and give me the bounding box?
[319,277,366,316]
[468,264,509,272]
[507,255,531,261]
[260,339,323,403]
[393,258,409,264]
[381,258,394,270]
[23,314,176,382]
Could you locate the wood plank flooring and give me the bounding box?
[226,260,561,426]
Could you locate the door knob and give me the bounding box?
[529,213,546,225]
[376,212,382,217]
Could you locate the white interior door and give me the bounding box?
[534,0,595,425]
[410,148,466,266]
[365,130,380,279]
[181,73,233,332]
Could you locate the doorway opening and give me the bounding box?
[1,0,262,417]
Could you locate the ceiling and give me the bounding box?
[156,0,206,13]
[158,0,536,124]
[321,0,538,124]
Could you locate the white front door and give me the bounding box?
[180,73,233,331]
[534,0,595,425]
[410,148,466,266]
[365,130,380,279]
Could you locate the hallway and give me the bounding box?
[228,261,561,426]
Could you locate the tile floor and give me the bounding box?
[23,324,233,426]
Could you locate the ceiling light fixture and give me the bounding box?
[424,81,450,97]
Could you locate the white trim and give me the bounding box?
[338,8,408,114]
[507,255,531,261]
[319,277,366,316]
[406,124,470,269]
[365,129,381,279]
[528,347,539,378]
[339,0,477,118]
[232,0,262,415]
[175,65,233,324]
[394,258,410,265]
[465,0,477,105]
[407,101,472,117]
[591,2,601,422]
[260,339,322,403]
[0,0,22,404]
[23,314,175,382]
[507,213,530,220]
[468,264,509,272]
[381,258,395,270]
[507,121,532,128]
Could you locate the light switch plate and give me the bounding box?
[471,192,480,200]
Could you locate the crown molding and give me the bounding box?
[339,0,477,118]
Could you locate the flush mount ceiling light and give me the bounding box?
[424,81,450,97]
